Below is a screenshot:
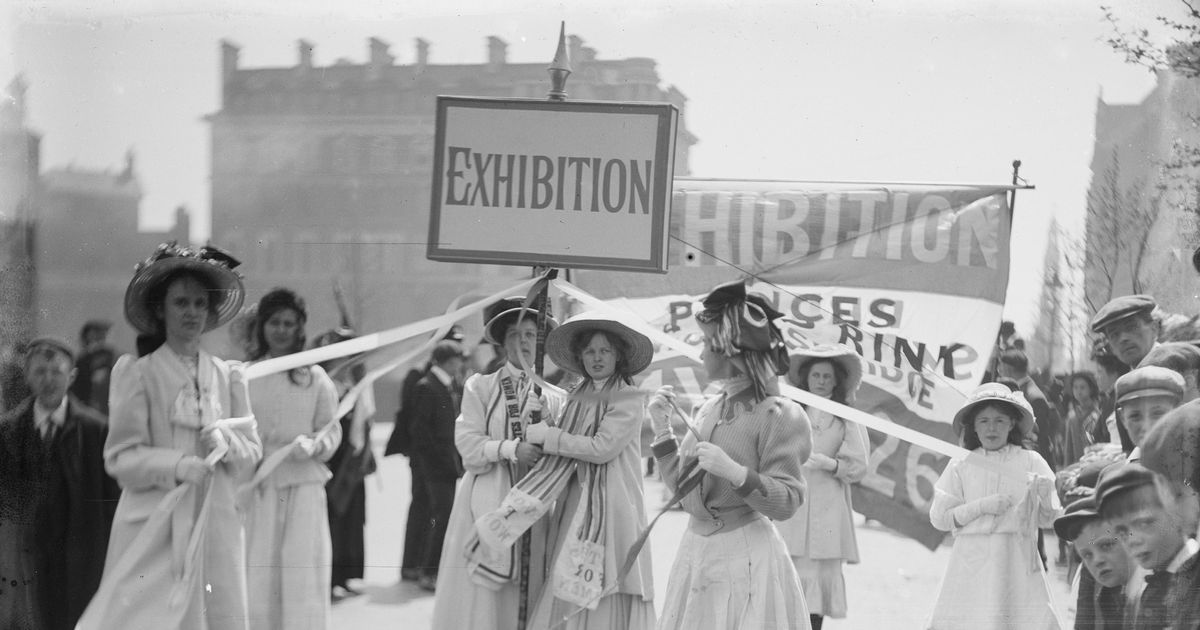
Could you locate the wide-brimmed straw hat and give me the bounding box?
[124,241,244,335]
[788,343,863,403]
[951,382,1036,437]
[483,296,559,345]
[546,311,654,377]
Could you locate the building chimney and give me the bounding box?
[415,38,430,71]
[368,37,394,80]
[117,147,136,185]
[568,35,584,66]
[487,36,507,72]
[173,205,191,243]
[298,39,314,70]
[220,40,240,80]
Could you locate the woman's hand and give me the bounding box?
[309,434,334,460]
[806,453,837,472]
[523,390,545,421]
[648,385,676,436]
[695,442,747,486]
[1029,474,1055,502]
[978,493,1014,515]
[515,442,543,467]
[524,421,549,445]
[175,455,213,485]
[201,424,228,456]
[291,435,316,459]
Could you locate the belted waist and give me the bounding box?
[688,506,763,537]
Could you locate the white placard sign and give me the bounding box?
[428,96,678,273]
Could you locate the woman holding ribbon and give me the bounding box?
[242,288,342,629]
[81,242,262,629]
[473,311,658,629]
[431,296,563,630]
[779,344,869,630]
[647,279,813,630]
[926,382,1062,629]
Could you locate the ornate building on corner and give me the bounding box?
[207,34,696,339]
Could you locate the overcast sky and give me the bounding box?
[1,0,1178,332]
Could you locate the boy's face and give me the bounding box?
[1074,521,1134,588]
[1110,501,1186,571]
[1119,395,1179,446]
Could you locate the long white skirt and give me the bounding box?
[658,516,811,630]
[244,483,332,630]
[926,532,1062,630]
[792,556,847,618]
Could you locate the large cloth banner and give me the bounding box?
[575,179,1013,549]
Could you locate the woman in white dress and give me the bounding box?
[243,288,342,629]
[779,343,869,630]
[648,279,813,630]
[927,382,1063,629]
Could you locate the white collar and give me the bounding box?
[1168,538,1200,574]
[33,396,68,428]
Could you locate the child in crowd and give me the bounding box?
[1137,400,1200,629]
[1112,366,1184,461]
[1053,496,1139,629]
[1095,461,1199,630]
[927,382,1062,629]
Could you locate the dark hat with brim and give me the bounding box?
[546,311,654,378]
[483,296,558,345]
[1095,462,1157,513]
[951,382,1036,437]
[1115,365,1185,405]
[1090,294,1157,334]
[124,242,244,335]
[1139,342,1200,373]
[1054,495,1101,542]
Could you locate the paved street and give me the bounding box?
[333,430,1073,629]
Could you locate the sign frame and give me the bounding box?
[427,96,678,273]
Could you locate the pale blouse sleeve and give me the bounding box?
[833,419,870,484]
[218,360,262,473]
[929,458,966,532]
[651,397,712,495]
[104,355,184,491]
[456,373,501,475]
[310,366,342,463]
[733,398,811,521]
[542,388,643,464]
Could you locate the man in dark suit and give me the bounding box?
[402,340,466,591]
[70,319,117,415]
[0,337,120,630]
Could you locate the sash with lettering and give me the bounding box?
[470,378,613,606]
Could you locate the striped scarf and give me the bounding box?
[468,378,612,590]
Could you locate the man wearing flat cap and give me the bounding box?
[1091,295,1161,370]
[1139,342,1200,403]
[0,337,120,630]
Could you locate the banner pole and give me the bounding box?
[515,22,573,630]
[1009,159,1022,219]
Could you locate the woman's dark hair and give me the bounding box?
[250,287,310,386]
[141,269,221,354]
[569,329,633,385]
[960,400,1026,450]
[794,357,849,405]
[1069,371,1100,403]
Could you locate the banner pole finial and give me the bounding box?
[547,22,571,101]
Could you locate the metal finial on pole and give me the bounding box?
[1009,159,1022,219]
[547,22,571,101]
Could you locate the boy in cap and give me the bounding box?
[1096,462,1199,630]
[1139,400,1200,629]
[1113,366,1185,461]
[1091,295,1161,369]
[1055,495,1138,629]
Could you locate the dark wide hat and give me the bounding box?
[1095,462,1157,513]
[483,296,559,345]
[123,241,245,335]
